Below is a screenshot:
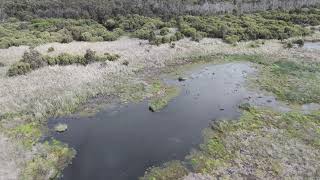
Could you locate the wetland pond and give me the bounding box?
[49,62,276,180]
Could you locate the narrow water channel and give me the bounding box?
[49,62,272,180]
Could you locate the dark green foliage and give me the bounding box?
[102,31,119,41]
[293,39,305,47]
[7,62,31,76]
[84,49,96,64]
[285,41,294,48]
[161,36,171,44]
[175,32,184,40]
[160,27,170,36]
[224,35,240,44]
[133,28,153,40]
[1,8,319,48]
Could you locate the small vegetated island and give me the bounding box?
[0,0,320,179]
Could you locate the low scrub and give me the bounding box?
[1,8,319,48]
[7,49,120,76]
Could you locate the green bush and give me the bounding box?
[224,35,240,44]
[7,62,31,76]
[84,49,96,64]
[151,37,163,46]
[169,35,177,42]
[133,28,153,40]
[175,32,184,40]
[21,50,47,70]
[293,39,304,47]
[104,19,117,30]
[285,41,294,48]
[61,35,73,43]
[103,53,120,61]
[191,32,203,42]
[102,31,119,41]
[160,27,170,36]
[80,32,93,41]
[161,36,171,44]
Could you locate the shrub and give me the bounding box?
[285,41,294,48]
[21,50,47,70]
[169,35,177,42]
[181,27,197,37]
[54,53,83,65]
[47,47,55,52]
[161,36,171,44]
[175,32,184,40]
[7,62,31,76]
[104,19,116,30]
[191,32,203,42]
[61,35,73,43]
[103,53,120,61]
[160,27,170,36]
[293,39,304,47]
[45,56,57,65]
[84,49,96,64]
[224,35,240,44]
[133,28,152,40]
[102,31,119,41]
[80,32,93,41]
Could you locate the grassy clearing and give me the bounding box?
[140,161,188,180]
[222,54,320,104]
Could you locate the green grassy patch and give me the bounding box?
[140,161,188,180]
[20,139,76,180]
[7,122,42,148]
[148,82,180,112]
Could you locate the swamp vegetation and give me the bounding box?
[0,8,320,48]
[0,2,319,180]
[141,54,320,179]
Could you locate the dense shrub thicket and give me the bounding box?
[7,49,120,76]
[0,8,320,48]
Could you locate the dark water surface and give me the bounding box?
[50,63,263,180]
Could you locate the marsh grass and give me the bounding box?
[140,161,188,180]
[142,108,320,179]
[20,140,76,180]
[148,82,180,112]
